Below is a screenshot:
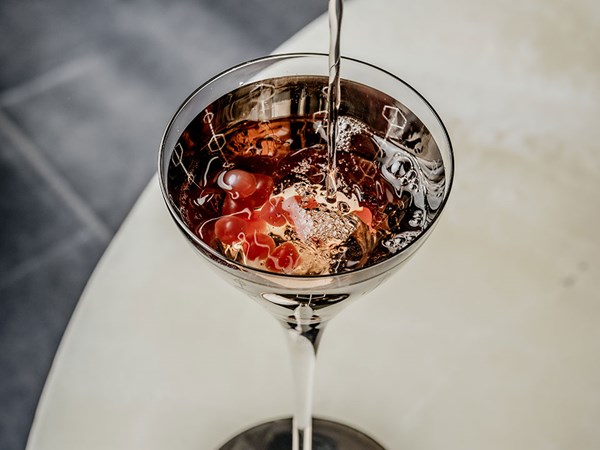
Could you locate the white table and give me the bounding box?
[27,0,600,449]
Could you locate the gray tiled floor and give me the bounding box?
[0,1,326,449]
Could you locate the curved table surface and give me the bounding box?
[27,0,600,449]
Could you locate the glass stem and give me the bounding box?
[283,304,326,450]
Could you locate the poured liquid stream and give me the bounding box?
[326,0,343,199]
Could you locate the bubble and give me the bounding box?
[335,116,369,152]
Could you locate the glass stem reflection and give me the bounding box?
[284,303,326,450]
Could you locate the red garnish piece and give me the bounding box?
[244,214,267,236]
[222,169,257,199]
[214,216,247,245]
[303,197,319,209]
[222,196,251,215]
[266,242,300,273]
[249,174,274,208]
[243,232,276,261]
[257,196,290,227]
[221,173,274,215]
[355,206,373,229]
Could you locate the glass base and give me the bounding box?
[219,417,386,450]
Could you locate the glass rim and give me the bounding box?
[158,52,455,280]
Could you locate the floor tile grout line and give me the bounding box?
[0,56,100,108]
[0,230,92,291]
[0,110,112,244]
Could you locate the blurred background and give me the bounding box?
[0,0,327,448]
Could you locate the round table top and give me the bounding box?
[27,0,600,449]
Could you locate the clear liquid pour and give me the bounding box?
[326,0,343,200]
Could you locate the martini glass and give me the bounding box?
[158,53,453,450]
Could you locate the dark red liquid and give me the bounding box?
[167,114,436,276]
